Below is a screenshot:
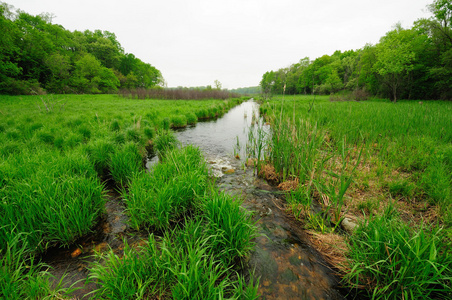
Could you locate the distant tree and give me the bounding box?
[214,79,222,90]
[424,0,452,99]
[0,3,21,92]
[44,53,71,92]
[0,3,163,94]
[374,24,416,102]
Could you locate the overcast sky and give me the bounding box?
[6,0,432,89]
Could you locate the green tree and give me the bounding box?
[0,3,22,92]
[44,53,71,92]
[214,80,222,90]
[374,24,416,102]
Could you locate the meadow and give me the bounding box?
[255,95,452,299]
[0,94,259,299]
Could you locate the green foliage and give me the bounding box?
[185,112,198,125]
[153,130,178,159]
[0,5,163,95]
[170,114,188,128]
[201,189,258,266]
[91,145,257,299]
[125,146,208,230]
[260,2,452,101]
[0,94,248,298]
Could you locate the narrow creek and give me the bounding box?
[175,100,347,299]
[44,100,348,299]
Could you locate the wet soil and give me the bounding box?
[42,190,148,299]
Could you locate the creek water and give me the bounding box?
[174,100,347,299]
[45,100,348,299]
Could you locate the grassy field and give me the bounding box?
[254,95,452,299]
[0,94,258,299]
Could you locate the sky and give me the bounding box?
[5,0,433,89]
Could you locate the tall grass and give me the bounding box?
[89,220,258,300]
[0,148,104,252]
[91,146,258,299]
[256,95,452,296]
[125,145,209,230]
[201,189,257,266]
[109,141,143,187]
[0,94,250,298]
[1,233,71,299]
[345,209,452,299]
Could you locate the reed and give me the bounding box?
[255,94,452,296]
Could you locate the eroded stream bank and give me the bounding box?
[45,100,348,299]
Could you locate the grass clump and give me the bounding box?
[0,234,71,300]
[201,189,257,266]
[170,115,187,128]
[92,145,258,299]
[345,210,452,299]
[153,130,179,160]
[185,112,198,125]
[90,220,257,300]
[109,142,143,187]
[125,145,208,230]
[0,148,104,252]
[85,138,115,177]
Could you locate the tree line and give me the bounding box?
[260,0,452,101]
[0,2,163,95]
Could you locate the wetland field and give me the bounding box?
[1,93,451,299]
[0,94,259,299]
[256,95,452,299]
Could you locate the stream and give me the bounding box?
[45,100,348,299]
[175,100,347,299]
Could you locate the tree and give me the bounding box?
[374,24,416,102]
[214,80,222,90]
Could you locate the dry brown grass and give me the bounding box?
[258,164,279,183]
[277,178,299,191]
[306,230,348,272]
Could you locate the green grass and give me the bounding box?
[125,146,209,231]
[254,95,452,297]
[89,220,258,300]
[90,146,258,299]
[0,94,249,299]
[1,233,71,299]
[345,209,452,299]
